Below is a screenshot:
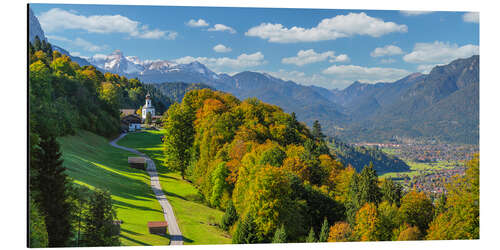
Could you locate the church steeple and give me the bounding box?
[145,93,152,108]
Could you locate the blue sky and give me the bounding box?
[30,4,479,89]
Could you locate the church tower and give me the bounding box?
[141,93,155,122]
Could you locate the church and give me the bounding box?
[141,93,155,122]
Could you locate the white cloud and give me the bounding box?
[174,52,265,71]
[266,69,353,89]
[46,35,71,43]
[417,64,441,74]
[370,45,404,57]
[463,12,479,23]
[213,44,232,53]
[322,64,410,83]
[380,58,396,64]
[47,35,107,52]
[245,12,407,43]
[281,49,349,66]
[208,24,236,34]
[73,38,107,52]
[403,41,479,64]
[400,11,433,16]
[38,8,177,40]
[186,18,209,27]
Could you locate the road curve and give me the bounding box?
[110,133,183,245]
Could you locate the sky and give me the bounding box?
[30,4,479,89]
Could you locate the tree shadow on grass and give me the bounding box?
[164,234,193,243]
[112,199,164,214]
[120,233,150,246]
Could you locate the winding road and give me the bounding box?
[110,133,183,245]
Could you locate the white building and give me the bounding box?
[142,93,155,122]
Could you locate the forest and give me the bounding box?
[28,37,479,246]
[28,38,170,247]
[162,88,479,243]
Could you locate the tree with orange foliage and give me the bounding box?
[328,221,353,242]
[353,203,380,241]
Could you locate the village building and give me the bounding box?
[119,109,137,116]
[121,114,142,132]
[142,93,155,122]
[147,221,168,235]
[128,157,146,170]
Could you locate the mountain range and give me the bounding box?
[29,8,479,145]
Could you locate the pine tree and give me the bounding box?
[312,120,326,142]
[34,35,42,51]
[306,227,316,243]
[82,189,120,246]
[272,224,287,243]
[221,200,238,231]
[358,162,381,205]
[232,214,260,244]
[145,111,152,125]
[318,217,329,242]
[30,135,73,247]
[381,178,402,206]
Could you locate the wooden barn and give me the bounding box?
[128,157,146,170]
[147,221,168,235]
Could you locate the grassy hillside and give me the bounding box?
[58,131,170,246]
[117,130,232,245]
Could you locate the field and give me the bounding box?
[116,129,232,245]
[379,160,459,179]
[58,131,170,246]
[379,146,462,179]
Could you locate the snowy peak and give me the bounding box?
[88,50,223,82]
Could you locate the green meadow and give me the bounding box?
[117,130,232,245]
[58,131,170,246]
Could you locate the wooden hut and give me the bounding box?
[128,157,146,170]
[147,221,168,235]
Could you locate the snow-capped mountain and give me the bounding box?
[88,50,232,89]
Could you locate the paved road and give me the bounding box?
[110,133,184,245]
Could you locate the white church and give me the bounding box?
[141,93,155,122]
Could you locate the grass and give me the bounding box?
[58,130,170,246]
[380,160,461,179]
[117,130,232,245]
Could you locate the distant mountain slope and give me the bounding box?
[230,71,347,130]
[28,7,46,43]
[339,55,479,144]
[329,138,410,174]
[150,82,213,103]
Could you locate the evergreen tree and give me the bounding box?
[318,217,330,242]
[145,111,152,125]
[82,189,120,246]
[30,135,73,247]
[312,120,326,142]
[232,214,260,244]
[34,36,42,51]
[221,200,238,231]
[345,173,361,225]
[381,178,402,207]
[306,227,316,243]
[272,224,287,243]
[358,162,381,205]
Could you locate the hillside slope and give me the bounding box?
[58,131,170,246]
